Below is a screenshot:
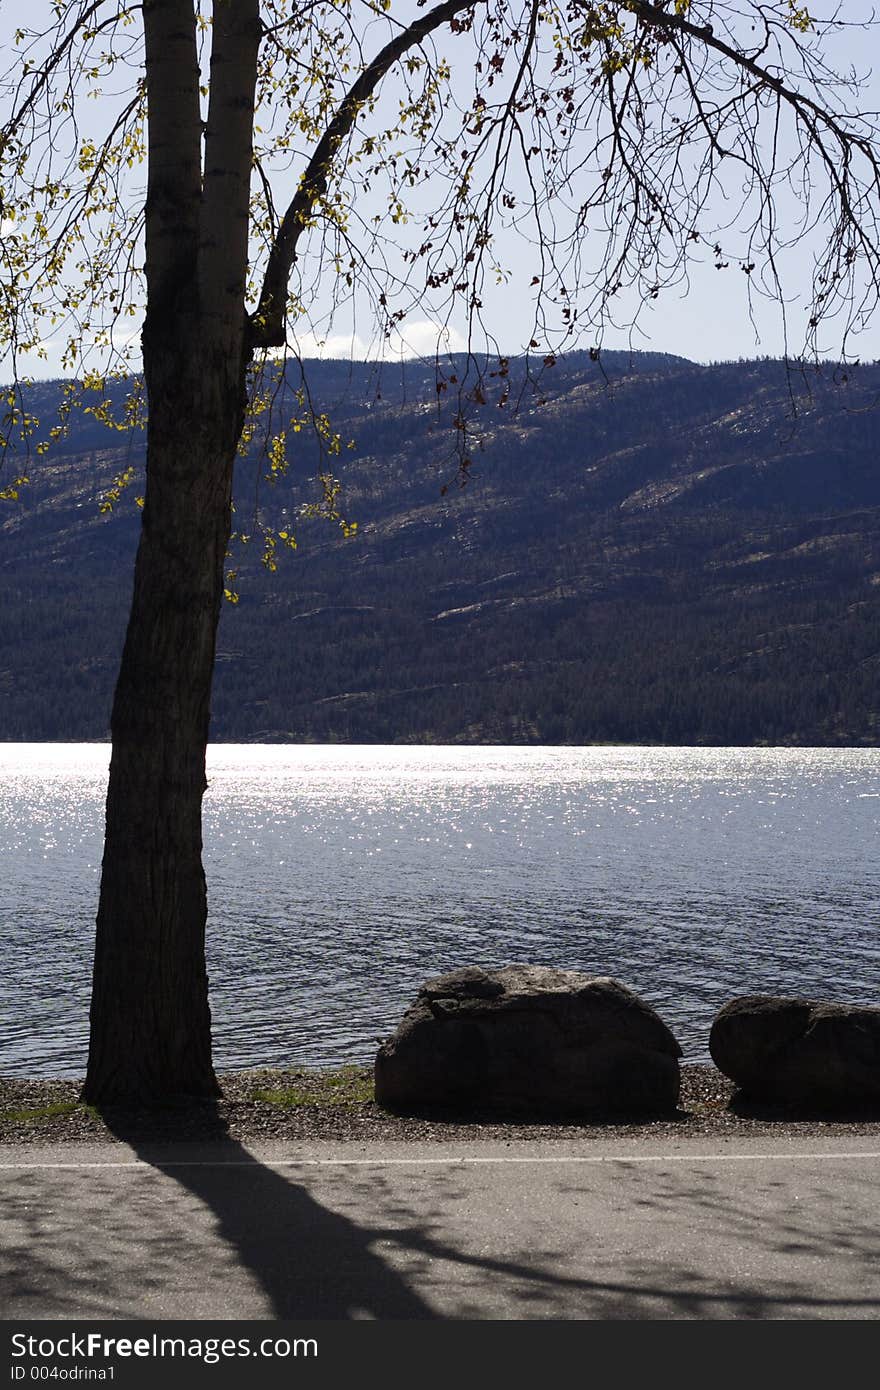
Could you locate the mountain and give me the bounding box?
[2,350,879,744]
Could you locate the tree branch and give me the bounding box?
[250,0,485,349]
[3,1,109,144]
[623,0,878,163]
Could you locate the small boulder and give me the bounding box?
[709,995,880,1109]
[374,964,682,1116]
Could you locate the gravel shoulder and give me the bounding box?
[3,1063,880,1146]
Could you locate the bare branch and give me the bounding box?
[250,0,485,348]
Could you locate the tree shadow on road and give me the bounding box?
[6,1104,880,1320]
[92,1103,437,1319]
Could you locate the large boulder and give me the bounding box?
[374,964,682,1116]
[709,995,880,1108]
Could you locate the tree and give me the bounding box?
[1,1,878,1103]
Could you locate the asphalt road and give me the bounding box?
[2,1134,879,1320]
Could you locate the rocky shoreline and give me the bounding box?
[2,1063,880,1146]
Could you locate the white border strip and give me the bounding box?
[2,1151,880,1170]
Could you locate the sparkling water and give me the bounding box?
[1,743,878,1076]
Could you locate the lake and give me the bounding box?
[1,743,878,1077]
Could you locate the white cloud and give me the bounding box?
[290,319,467,362]
[394,320,468,359]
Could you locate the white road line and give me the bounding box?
[1,1151,879,1170]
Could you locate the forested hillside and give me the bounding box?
[2,351,879,744]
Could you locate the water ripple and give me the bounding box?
[1,743,878,1074]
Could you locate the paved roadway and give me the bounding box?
[2,1134,879,1320]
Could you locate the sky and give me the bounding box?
[2,0,879,380]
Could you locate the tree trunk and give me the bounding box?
[83,0,260,1104]
[82,344,247,1104]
